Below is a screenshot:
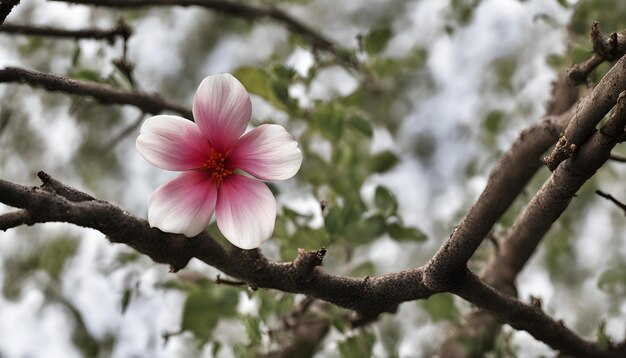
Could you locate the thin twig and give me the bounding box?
[215,273,255,290]
[0,66,192,118]
[0,0,20,26]
[596,190,626,214]
[52,0,358,67]
[568,23,626,85]
[102,113,145,153]
[608,153,626,162]
[0,21,131,43]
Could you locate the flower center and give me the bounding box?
[203,151,233,185]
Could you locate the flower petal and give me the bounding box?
[148,171,218,237]
[136,115,212,171]
[229,124,303,181]
[216,175,276,249]
[193,74,252,153]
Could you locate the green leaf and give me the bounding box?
[68,69,115,86]
[324,205,344,236]
[597,266,626,294]
[234,67,273,99]
[491,57,517,92]
[348,114,373,138]
[242,315,262,346]
[3,234,80,299]
[364,25,392,55]
[280,226,330,261]
[257,291,294,322]
[597,321,611,350]
[339,331,376,358]
[120,288,132,314]
[388,222,427,242]
[39,236,80,281]
[350,261,376,277]
[312,103,345,141]
[370,151,399,173]
[180,284,239,345]
[351,215,387,244]
[271,79,291,107]
[420,293,460,322]
[298,153,329,188]
[484,110,503,134]
[374,186,398,215]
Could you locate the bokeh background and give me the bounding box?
[1,0,626,356]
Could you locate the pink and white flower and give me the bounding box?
[136,74,302,249]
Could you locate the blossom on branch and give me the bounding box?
[136,74,302,249]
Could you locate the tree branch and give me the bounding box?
[0,0,20,26]
[0,171,433,320]
[482,90,626,293]
[0,20,132,43]
[51,0,358,67]
[596,189,626,215]
[568,23,626,86]
[2,168,624,355]
[452,271,626,358]
[0,66,192,118]
[422,106,576,292]
[266,297,331,357]
[442,91,626,357]
[439,104,576,358]
[545,53,626,171]
[440,27,626,357]
[0,209,31,230]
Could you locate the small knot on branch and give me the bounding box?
[37,170,96,202]
[292,247,326,283]
[590,22,607,56]
[215,274,257,291]
[115,18,132,41]
[530,295,543,309]
[543,135,577,171]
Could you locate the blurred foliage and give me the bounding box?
[3,0,626,357]
[2,234,78,300]
[160,278,240,346]
[420,293,461,322]
[568,0,626,82]
[338,330,376,358]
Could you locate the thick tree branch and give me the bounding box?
[0,0,20,25]
[439,107,575,358]
[423,107,576,292]
[2,170,624,356]
[441,27,626,357]
[452,271,626,358]
[52,0,357,66]
[544,54,626,171]
[0,171,433,319]
[482,91,626,293]
[443,90,626,357]
[0,66,192,118]
[0,20,132,43]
